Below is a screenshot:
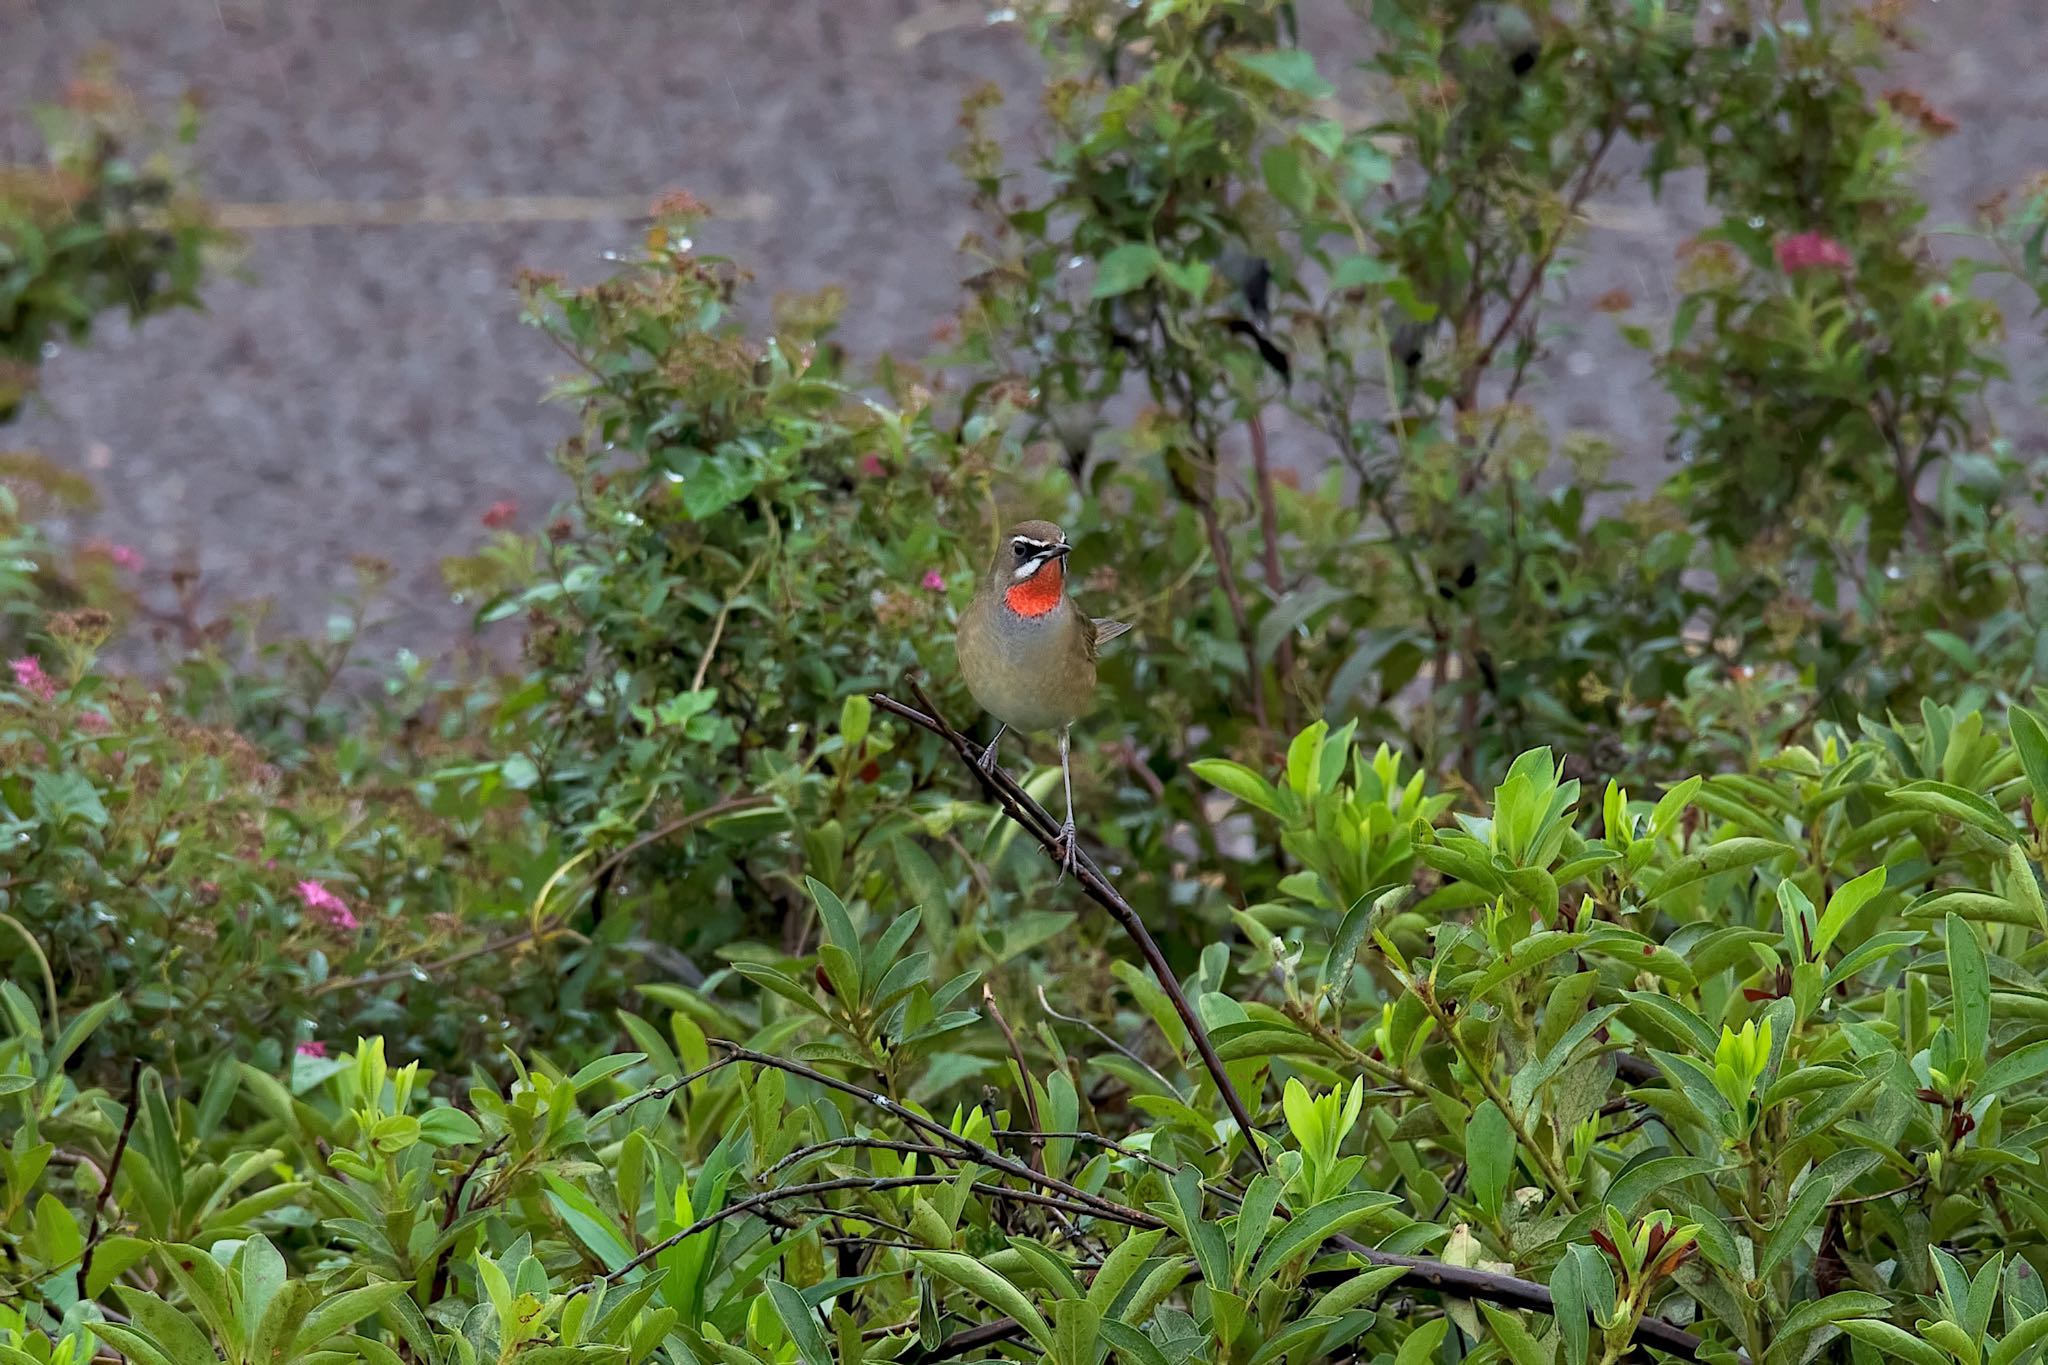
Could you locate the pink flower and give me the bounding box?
[858,453,887,478]
[9,657,56,701]
[1775,232,1854,275]
[78,710,110,733]
[295,1040,327,1058]
[922,570,946,592]
[295,879,360,931]
[105,544,143,572]
[481,499,519,529]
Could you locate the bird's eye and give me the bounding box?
[1014,545,1030,560]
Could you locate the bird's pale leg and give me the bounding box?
[1054,725,1080,879]
[975,723,1008,776]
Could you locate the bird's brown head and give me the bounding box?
[988,519,1070,617]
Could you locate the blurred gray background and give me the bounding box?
[1,0,2040,653]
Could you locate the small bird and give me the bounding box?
[955,520,1131,876]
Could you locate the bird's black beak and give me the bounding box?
[1050,543,1072,561]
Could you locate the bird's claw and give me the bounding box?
[1053,820,1081,883]
[974,739,1002,777]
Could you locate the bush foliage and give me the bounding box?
[8,4,2048,1365]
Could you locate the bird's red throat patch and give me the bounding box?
[1005,561,1064,617]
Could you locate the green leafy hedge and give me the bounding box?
[8,702,2048,1364]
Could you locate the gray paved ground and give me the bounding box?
[0,0,2042,655]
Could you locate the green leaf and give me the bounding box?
[1169,1166,1230,1289]
[1992,1308,2048,1365]
[31,769,107,828]
[1765,1292,1891,1359]
[766,1282,833,1365]
[295,1284,412,1352]
[1232,1174,1284,1284]
[113,1289,221,1365]
[1838,1319,1951,1365]
[85,1235,152,1298]
[1982,1040,2048,1095]
[1949,912,1992,1068]
[1601,1156,1723,1219]
[87,1323,177,1365]
[914,1251,1054,1351]
[1759,1177,1832,1277]
[1643,838,1789,905]
[1394,1317,1449,1365]
[1261,145,1312,213]
[1191,759,1285,816]
[1891,780,2018,843]
[237,1234,289,1345]
[1086,1229,1165,1318]
[1230,48,1335,97]
[1815,866,1889,959]
[1457,932,1587,1000]
[1479,1302,1553,1365]
[47,995,121,1077]
[1052,1298,1101,1365]
[544,1173,635,1272]
[806,876,858,952]
[1245,1192,1398,1289]
[1465,1101,1514,1217]
[249,1280,313,1365]
[1332,255,1398,289]
[1092,244,1161,299]
[417,1107,484,1148]
[1097,1319,1171,1365]
[2011,707,2048,811]
[1551,1244,1610,1365]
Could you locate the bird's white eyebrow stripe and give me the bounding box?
[1012,536,1058,552]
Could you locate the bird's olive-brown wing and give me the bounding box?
[1086,617,1133,663]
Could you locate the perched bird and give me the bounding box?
[955,519,1131,876]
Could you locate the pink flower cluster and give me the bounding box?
[296,1040,328,1058]
[88,540,144,573]
[9,657,56,701]
[481,499,519,529]
[295,879,360,931]
[922,570,946,592]
[1775,232,1854,275]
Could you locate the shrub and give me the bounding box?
[7,703,2048,1362]
[0,51,226,423]
[0,619,591,1081]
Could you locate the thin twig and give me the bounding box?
[983,984,1046,1173]
[1036,984,1182,1097]
[900,1240,1717,1365]
[587,1054,740,1126]
[712,1044,1160,1228]
[77,1060,144,1298]
[1245,410,1297,729]
[428,1133,508,1300]
[1828,1174,1928,1208]
[877,683,1269,1172]
[767,1136,960,1179]
[598,1175,953,1284]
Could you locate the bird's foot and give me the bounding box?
[974,737,1003,777]
[1052,819,1082,883]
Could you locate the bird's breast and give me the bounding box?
[956,600,1098,733]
